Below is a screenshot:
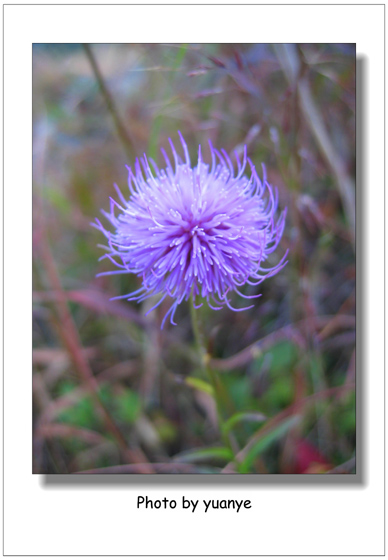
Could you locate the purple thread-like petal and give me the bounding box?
[95,133,287,328]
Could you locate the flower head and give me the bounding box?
[94,132,287,328]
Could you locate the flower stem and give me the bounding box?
[189,296,207,362]
[189,295,234,452]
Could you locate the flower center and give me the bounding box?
[190,225,200,236]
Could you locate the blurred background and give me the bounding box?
[33,43,356,474]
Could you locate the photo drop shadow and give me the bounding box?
[41,55,365,490]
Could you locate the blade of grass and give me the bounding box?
[222,411,267,436]
[222,383,355,473]
[37,423,109,446]
[148,43,188,160]
[209,315,355,372]
[82,43,136,162]
[238,416,301,473]
[185,376,214,396]
[275,44,355,246]
[173,446,233,464]
[76,463,220,474]
[38,236,154,472]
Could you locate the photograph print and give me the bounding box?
[33,43,356,475]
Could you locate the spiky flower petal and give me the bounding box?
[94,133,287,328]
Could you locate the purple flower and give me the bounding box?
[94,132,287,328]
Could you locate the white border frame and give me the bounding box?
[4,3,385,556]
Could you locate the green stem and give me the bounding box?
[190,295,206,360]
[189,295,235,453]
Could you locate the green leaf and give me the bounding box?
[185,376,214,396]
[269,341,298,375]
[42,187,71,215]
[115,389,141,424]
[239,416,301,473]
[57,395,99,430]
[222,411,267,435]
[173,446,233,464]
